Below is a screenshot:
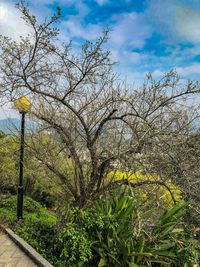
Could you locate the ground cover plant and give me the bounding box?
[0,193,199,266]
[0,195,62,265]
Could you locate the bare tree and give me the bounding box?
[0,2,200,206]
[142,125,200,225]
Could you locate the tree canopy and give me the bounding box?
[0,2,200,209]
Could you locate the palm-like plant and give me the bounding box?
[92,192,198,267]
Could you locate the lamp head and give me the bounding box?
[14,96,32,113]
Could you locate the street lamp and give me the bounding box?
[14,96,32,219]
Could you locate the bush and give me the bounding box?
[107,170,182,206]
[0,195,61,265]
[0,195,47,223]
[0,194,199,266]
[16,213,57,261]
[57,191,200,266]
[31,186,57,208]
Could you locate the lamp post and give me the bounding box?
[14,96,32,219]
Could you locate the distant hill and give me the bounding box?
[0,118,39,134]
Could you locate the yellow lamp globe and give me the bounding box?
[14,96,32,113]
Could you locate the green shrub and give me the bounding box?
[60,222,93,266]
[0,195,50,224]
[16,213,56,259]
[1,194,199,267]
[31,179,59,207]
[58,191,200,266]
[0,195,61,265]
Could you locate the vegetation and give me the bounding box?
[107,170,182,207]
[0,193,199,266]
[1,2,200,208]
[0,2,200,267]
[0,132,63,207]
[0,195,59,263]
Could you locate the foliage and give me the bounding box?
[16,214,57,262]
[0,195,61,265]
[0,195,56,224]
[0,133,63,207]
[31,179,59,207]
[59,222,93,266]
[0,2,199,266]
[0,135,19,193]
[139,130,200,227]
[0,2,199,208]
[0,130,5,138]
[107,170,182,207]
[57,191,199,266]
[0,194,199,267]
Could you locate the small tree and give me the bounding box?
[0,2,200,206]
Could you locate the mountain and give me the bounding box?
[0,118,38,134]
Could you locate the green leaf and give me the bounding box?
[159,202,186,225]
[98,258,107,267]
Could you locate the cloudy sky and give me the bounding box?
[0,0,200,118]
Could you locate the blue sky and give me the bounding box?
[0,0,200,118]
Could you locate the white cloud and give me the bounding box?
[177,63,200,76]
[146,0,177,41]
[125,51,147,64]
[151,69,164,77]
[62,20,103,40]
[61,9,153,59]
[176,7,200,43]
[152,63,200,79]
[110,49,120,62]
[181,46,200,57]
[147,0,200,45]
[124,71,145,87]
[110,49,147,66]
[110,12,152,49]
[0,2,30,40]
[0,103,18,120]
[95,0,109,5]
[60,0,104,41]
